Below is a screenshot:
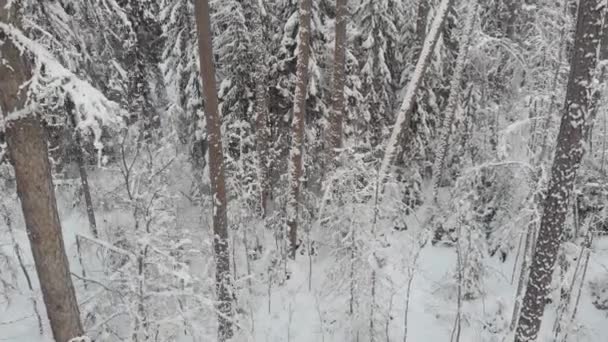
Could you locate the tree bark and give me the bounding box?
[286,0,312,259]
[514,1,603,341]
[0,3,85,342]
[194,0,234,340]
[66,97,98,238]
[327,0,347,166]
[252,8,271,218]
[255,80,271,217]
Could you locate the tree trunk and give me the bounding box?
[252,8,271,218]
[255,80,271,217]
[431,1,477,201]
[286,0,313,259]
[66,97,98,238]
[194,0,234,340]
[327,0,347,166]
[0,3,84,342]
[378,0,453,182]
[413,0,429,62]
[514,1,603,341]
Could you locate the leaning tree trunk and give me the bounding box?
[194,0,234,340]
[513,1,603,341]
[286,0,312,259]
[0,3,84,342]
[378,0,453,182]
[327,0,347,167]
[66,97,98,238]
[431,0,478,201]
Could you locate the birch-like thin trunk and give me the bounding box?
[514,2,603,341]
[194,0,234,339]
[327,0,347,167]
[378,0,453,182]
[0,3,84,342]
[66,97,98,238]
[431,1,477,201]
[287,0,312,258]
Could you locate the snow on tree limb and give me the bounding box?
[0,22,124,149]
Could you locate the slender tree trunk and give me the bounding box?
[66,97,98,238]
[431,1,477,201]
[286,0,313,259]
[413,0,429,62]
[0,3,84,342]
[255,80,271,217]
[252,7,271,218]
[378,0,453,182]
[328,0,347,166]
[514,1,603,341]
[194,0,234,340]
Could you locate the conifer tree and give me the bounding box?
[514,1,604,340]
[0,2,84,341]
[194,0,234,339]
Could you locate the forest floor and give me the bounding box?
[2,171,608,342]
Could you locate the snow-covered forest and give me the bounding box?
[1,0,608,341]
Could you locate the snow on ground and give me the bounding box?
[2,172,608,341]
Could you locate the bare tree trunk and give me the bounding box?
[0,3,84,342]
[286,0,313,259]
[194,0,234,340]
[66,97,98,238]
[327,0,347,166]
[514,2,603,341]
[378,0,453,181]
[431,1,477,201]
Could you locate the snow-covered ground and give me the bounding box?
[2,173,608,342]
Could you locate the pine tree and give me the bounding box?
[212,0,255,160]
[120,0,165,141]
[431,1,478,201]
[327,0,348,166]
[0,2,84,341]
[355,0,403,148]
[266,0,329,180]
[286,0,313,258]
[194,0,234,339]
[162,0,207,167]
[514,1,604,340]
